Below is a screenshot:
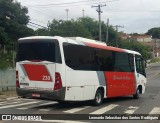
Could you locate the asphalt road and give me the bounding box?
[0,62,160,123]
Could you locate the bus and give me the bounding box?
[16,36,147,105]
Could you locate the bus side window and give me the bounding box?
[135,56,146,77]
[129,54,135,72]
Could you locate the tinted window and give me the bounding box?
[94,48,113,71]
[63,43,134,72]
[113,52,133,72]
[63,43,95,70]
[135,55,146,76]
[17,39,62,63]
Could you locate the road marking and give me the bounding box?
[0,101,9,104]
[20,98,38,101]
[17,102,57,110]
[124,106,138,114]
[90,104,119,114]
[39,102,57,106]
[17,107,30,110]
[39,109,52,112]
[149,107,160,114]
[0,101,40,109]
[63,106,90,113]
[0,101,21,105]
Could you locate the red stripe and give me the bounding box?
[105,71,136,98]
[23,64,52,82]
[84,42,125,52]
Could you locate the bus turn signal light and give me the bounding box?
[54,72,62,90]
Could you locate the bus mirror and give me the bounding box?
[143,59,147,68]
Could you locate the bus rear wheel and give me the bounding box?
[93,89,103,106]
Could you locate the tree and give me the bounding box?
[146,27,160,38]
[119,40,151,59]
[0,0,35,68]
[40,17,118,44]
[78,17,117,43]
[35,28,49,36]
[48,19,92,38]
[0,0,34,46]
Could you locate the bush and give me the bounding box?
[0,60,9,69]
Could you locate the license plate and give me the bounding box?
[32,93,40,97]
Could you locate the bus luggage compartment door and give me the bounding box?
[19,63,55,91]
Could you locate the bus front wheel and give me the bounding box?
[133,88,140,99]
[93,89,103,106]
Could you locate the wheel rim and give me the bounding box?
[96,92,101,104]
[137,89,140,95]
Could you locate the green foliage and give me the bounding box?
[0,53,11,69]
[0,60,9,69]
[146,27,160,38]
[119,40,152,59]
[35,28,49,36]
[0,0,35,45]
[150,58,160,63]
[0,0,35,68]
[48,19,92,38]
[36,17,117,43]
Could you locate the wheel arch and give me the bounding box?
[96,86,105,98]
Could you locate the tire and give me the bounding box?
[133,88,140,99]
[58,100,69,104]
[93,89,103,106]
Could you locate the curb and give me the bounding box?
[0,96,18,102]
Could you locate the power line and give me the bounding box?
[27,23,40,29]
[27,0,100,7]
[26,0,117,8]
[29,22,47,28]
[92,4,106,41]
[103,9,160,13]
[30,18,47,25]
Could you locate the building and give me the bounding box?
[120,34,160,58]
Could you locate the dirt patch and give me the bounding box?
[0,90,17,100]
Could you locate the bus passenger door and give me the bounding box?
[135,56,147,93]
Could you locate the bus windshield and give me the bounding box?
[17,39,61,63]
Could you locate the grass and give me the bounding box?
[0,90,17,100]
[149,58,160,63]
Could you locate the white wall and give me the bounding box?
[0,69,16,92]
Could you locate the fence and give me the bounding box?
[0,69,16,92]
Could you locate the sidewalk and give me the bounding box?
[0,90,18,101]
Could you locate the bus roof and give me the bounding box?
[18,36,141,56]
[18,36,60,41]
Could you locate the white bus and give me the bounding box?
[16,36,147,105]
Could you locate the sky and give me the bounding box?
[16,0,160,34]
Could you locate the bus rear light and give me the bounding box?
[16,71,20,88]
[54,72,62,90]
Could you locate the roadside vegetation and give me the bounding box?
[0,90,16,99]
[150,58,160,63]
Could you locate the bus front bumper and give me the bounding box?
[16,87,66,101]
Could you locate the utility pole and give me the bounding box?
[65,9,69,20]
[92,4,106,41]
[82,9,85,18]
[113,25,124,47]
[106,18,109,44]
